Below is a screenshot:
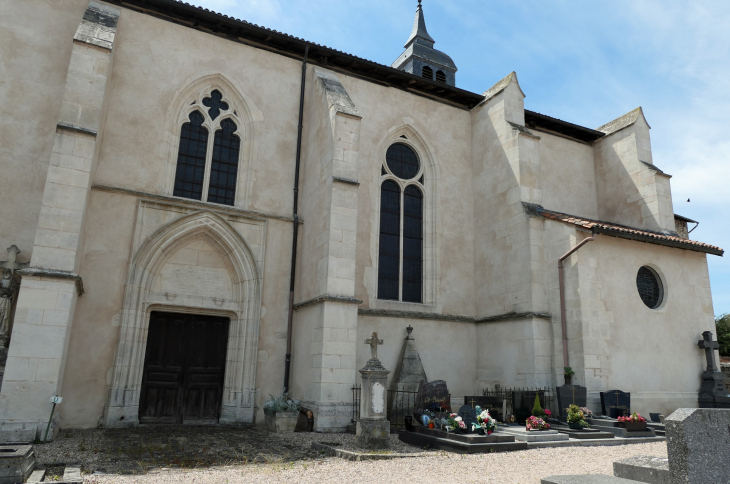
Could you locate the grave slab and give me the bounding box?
[399,427,527,454]
[613,455,669,484]
[552,426,615,439]
[498,426,569,442]
[0,444,35,484]
[665,408,730,484]
[541,475,640,484]
[587,420,657,438]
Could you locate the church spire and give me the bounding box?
[392,0,458,86]
[405,0,435,48]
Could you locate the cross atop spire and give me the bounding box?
[405,0,435,48]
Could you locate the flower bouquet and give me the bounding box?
[446,413,467,433]
[617,412,647,431]
[580,407,593,418]
[543,409,552,419]
[475,407,497,435]
[525,415,550,431]
[566,404,589,429]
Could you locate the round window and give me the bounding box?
[386,143,420,180]
[636,266,663,309]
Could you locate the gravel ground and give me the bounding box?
[83,441,667,484]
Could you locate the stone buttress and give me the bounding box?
[0,1,120,442]
[290,67,362,432]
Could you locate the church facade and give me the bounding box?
[0,0,723,440]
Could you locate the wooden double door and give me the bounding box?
[139,311,230,424]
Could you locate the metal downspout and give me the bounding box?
[284,45,309,394]
[558,231,598,385]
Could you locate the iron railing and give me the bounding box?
[481,386,555,424]
[351,384,450,431]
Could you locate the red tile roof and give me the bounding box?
[524,203,723,256]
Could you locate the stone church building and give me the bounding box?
[0,0,723,440]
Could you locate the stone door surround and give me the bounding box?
[103,210,262,427]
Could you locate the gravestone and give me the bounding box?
[556,385,587,417]
[416,380,450,412]
[464,396,504,421]
[697,331,730,408]
[600,389,631,418]
[665,408,730,483]
[457,405,478,430]
[356,332,390,449]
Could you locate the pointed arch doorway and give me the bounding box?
[139,311,230,424]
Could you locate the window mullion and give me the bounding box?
[399,187,404,302]
[201,123,215,202]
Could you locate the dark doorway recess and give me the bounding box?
[139,311,230,424]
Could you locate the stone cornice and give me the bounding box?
[357,308,551,324]
[17,267,85,296]
[293,294,364,311]
[57,122,98,137]
[332,176,360,186]
[91,184,298,223]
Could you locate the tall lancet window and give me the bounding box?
[377,143,423,302]
[173,89,241,206]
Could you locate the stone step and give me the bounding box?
[399,430,528,454]
[62,466,83,484]
[613,455,669,484]
[27,469,46,484]
[542,475,642,484]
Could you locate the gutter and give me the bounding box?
[558,232,598,384]
[283,45,309,394]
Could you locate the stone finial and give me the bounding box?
[406,325,413,340]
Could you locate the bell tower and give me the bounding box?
[392,0,458,86]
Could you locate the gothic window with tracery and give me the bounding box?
[173,89,241,206]
[378,143,423,303]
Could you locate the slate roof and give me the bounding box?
[108,0,635,141]
[523,203,723,256]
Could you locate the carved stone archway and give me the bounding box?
[103,211,262,427]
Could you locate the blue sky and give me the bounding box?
[190,0,730,316]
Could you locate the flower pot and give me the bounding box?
[428,422,435,429]
[265,411,299,433]
[568,422,583,430]
[618,421,647,432]
[477,428,485,435]
[454,428,462,434]
[564,375,573,385]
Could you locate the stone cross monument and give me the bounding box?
[357,331,390,449]
[697,331,730,408]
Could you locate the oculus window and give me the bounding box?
[378,143,424,303]
[636,266,663,309]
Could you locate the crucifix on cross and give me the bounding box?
[698,331,720,372]
[365,332,383,361]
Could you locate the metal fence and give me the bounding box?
[351,384,450,431]
[481,386,555,423]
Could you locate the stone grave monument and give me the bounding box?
[456,405,478,430]
[697,331,730,408]
[387,325,427,422]
[600,389,631,418]
[556,385,587,418]
[356,332,390,449]
[416,379,451,412]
